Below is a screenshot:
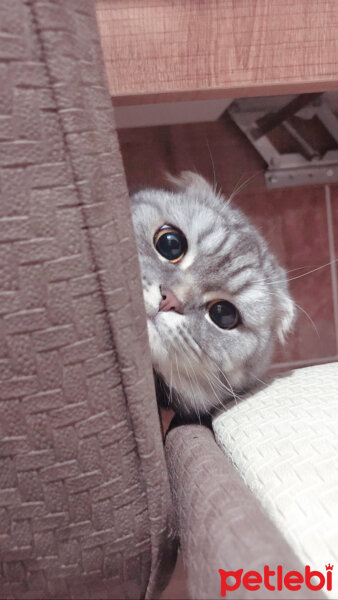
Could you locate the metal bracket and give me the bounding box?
[227,94,338,189]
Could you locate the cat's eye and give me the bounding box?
[207,300,240,330]
[154,225,187,263]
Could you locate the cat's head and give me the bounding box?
[131,172,295,417]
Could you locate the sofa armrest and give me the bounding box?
[165,424,323,599]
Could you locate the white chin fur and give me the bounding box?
[147,319,169,367]
[143,283,162,318]
[147,318,241,415]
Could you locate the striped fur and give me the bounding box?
[131,172,295,417]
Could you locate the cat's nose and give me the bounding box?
[159,288,183,314]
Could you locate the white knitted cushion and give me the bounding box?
[213,362,338,598]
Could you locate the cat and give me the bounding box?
[130,171,295,418]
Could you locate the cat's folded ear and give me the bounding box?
[275,287,296,345]
[165,171,214,193]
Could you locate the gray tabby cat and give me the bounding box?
[131,172,295,418]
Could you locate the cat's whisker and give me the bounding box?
[204,372,222,407]
[182,360,201,424]
[186,328,240,404]
[227,169,264,203]
[227,172,249,202]
[175,333,204,419]
[173,342,201,420]
[208,378,232,406]
[205,365,237,408]
[177,338,220,410]
[249,372,269,387]
[204,135,217,193]
[179,329,203,360]
[293,302,320,338]
[254,259,338,287]
[203,365,224,397]
[207,368,230,394]
[179,344,200,390]
[177,333,222,414]
[273,264,313,277]
[214,367,241,405]
[178,331,212,410]
[175,334,196,388]
[174,350,184,393]
[168,361,173,406]
[282,259,338,284]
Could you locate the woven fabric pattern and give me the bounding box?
[213,362,338,598]
[0,1,175,598]
[166,424,324,599]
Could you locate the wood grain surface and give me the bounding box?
[96,0,338,105]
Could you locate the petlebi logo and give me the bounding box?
[219,563,334,597]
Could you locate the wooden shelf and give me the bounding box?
[96,0,338,106]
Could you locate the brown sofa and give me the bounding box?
[0,1,176,597]
[0,1,325,599]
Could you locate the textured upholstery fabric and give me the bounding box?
[0,1,175,598]
[166,425,324,599]
[213,362,338,598]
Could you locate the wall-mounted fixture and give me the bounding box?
[226,93,338,189]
